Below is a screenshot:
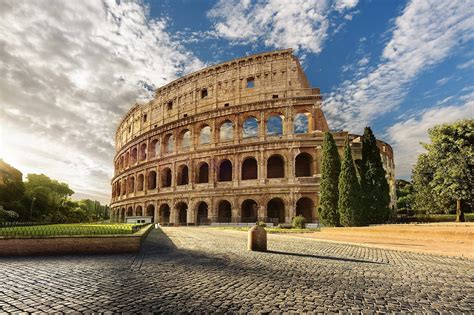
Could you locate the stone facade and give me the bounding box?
[110,49,395,225]
[0,159,22,186]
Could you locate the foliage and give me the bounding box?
[0,223,147,237]
[359,127,390,225]
[291,215,306,229]
[338,137,361,226]
[0,179,28,219]
[396,179,414,210]
[257,221,266,227]
[319,132,341,226]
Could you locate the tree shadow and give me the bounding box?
[265,250,385,264]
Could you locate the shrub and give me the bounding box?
[257,221,266,227]
[292,215,306,229]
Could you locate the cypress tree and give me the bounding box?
[359,127,390,225]
[319,132,341,226]
[338,136,361,226]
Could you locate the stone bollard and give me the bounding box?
[248,225,267,252]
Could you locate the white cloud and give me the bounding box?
[457,59,474,69]
[207,0,359,54]
[324,0,474,132]
[386,96,474,179]
[0,0,203,203]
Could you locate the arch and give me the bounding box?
[267,155,285,178]
[146,204,155,221]
[241,199,258,223]
[217,200,232,223]
[137,174,144,191]
[267,197,285,224]
[218,159,232,182]
[161,168,172,187]
[296,197,314,223]
[219,120,234,141]
[126,206,133,217]
[294,112,309,134]
[164,134,174,154]
[196,202,209,225]
[295,152,313,177]
[242,116,258,138]
[122,179,127,195]
[139,143,147,161]
[124,152,130,168]
[121,207,126,222]
[267,115,283,136]
[159,204,170,224]
[148,171,157,190]
[128,176,135,193]
[197,162,209,183]
[131,147,138,164]
[120,155,124,170]
[176,202,188,225]
[199,125,211,144]
[180,129,191,150]
[177,164,189,185]
[136,205,143,216]
[116,182,121,196]
[241,157,258,180]
[150,139,160,158]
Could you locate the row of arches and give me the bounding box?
[112,153,314,198]
[112,197,315,225]
[115,111,312,172]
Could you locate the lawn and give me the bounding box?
[0,223,149,237]
[213,227,320,233]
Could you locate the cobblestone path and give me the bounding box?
[0,227,472,313]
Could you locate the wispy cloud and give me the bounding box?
[324,0,474,132]
[207,0,359,54]
[0,0,203,202]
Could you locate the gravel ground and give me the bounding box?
[0,227,472,313]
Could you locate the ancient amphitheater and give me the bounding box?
[110,49,395,225]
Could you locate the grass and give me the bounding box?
[0,223,149,237]
[213,227,320,233]
[403,213,474,223]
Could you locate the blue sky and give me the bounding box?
[0,0,472,203]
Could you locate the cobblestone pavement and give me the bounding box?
[0,227,473,313]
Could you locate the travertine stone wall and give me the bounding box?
[110,49,395,225]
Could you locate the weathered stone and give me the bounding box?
[248,225,267,251]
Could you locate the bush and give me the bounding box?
[292,215,306,229]
[257,221,266,227]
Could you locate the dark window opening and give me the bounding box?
[246,77,255,88]
[296,197,314,223]
[218,160,232,182]
[218,201,232,223]
[197,202,209,225]
[272,94,279,99]
[241,158,258,180]
[183,113,188,118]
[295,153,313,177]
[143,114,147,122]
[167,101,173,110]
[224,103,230,107]
[198,163,209,183]
[159,204,170,224]
[267,198,285,224]
[241,199,258,223]
[267,155,285,178]
[201,88,208,98]
[178,165,189,185]
[162,168,172,187]
[177,203,188,225]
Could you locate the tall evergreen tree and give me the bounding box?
[319,132,341,226]
[338,136,361,226]
[359,127,390,224]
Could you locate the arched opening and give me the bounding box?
[296,197,314,223]
[128,176,135,193]
[241,199,258,223]
[150,139,160,158]
[217,200,232,223]
[178,165,189,185]
[148,171,157,190]
[177,202,188,225]
[127,206,133,217]
[116,182,121,196]
[199,125,211,144]
[161,168,172,187]
[125,152,130,168]
[219,120,233,141]
[196,202,209,225]
[180,130,191,150]
[218,159,232,182]
[121,208,125,222]
[294,112,309,134]
[295,153,313,177]
[267,115,283,136]
[146,204,155,221]
[164,134,174,154]
[159,204,170,224]
[267,155,285,178]
[243,116,258,138]
[131,147,138,164]
[136,205,143,216]
[241,157,258,180]
[197,162,209,183]
[139,143,147,161]
[122,179,127,195]
[137,174,144,191]
[120,155,124,170]
[267,198,285,224]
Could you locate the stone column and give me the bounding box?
[258,204,266,222]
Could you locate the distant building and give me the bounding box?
[0,160,22,186]
[125,216,153,224]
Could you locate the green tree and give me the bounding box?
[359,127,390,224]
[338,136,361,226]
[395,179,414,211]
[417,119,473,222]
[319,132,341,226]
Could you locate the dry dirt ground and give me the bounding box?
[286,223,474,259]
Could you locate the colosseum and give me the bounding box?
[110,49,395,225]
